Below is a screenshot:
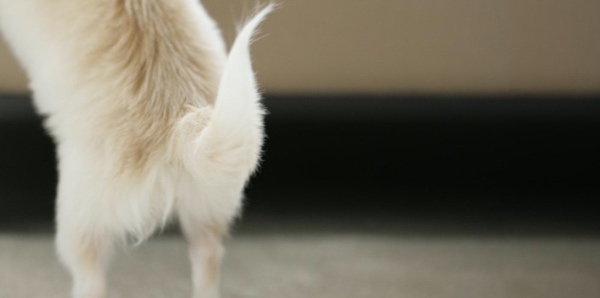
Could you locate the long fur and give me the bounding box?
[0,1,271,297]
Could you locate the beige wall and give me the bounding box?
[1,0,599,94]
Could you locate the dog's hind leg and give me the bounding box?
[54,150,118,298]
[56,225,114,298]
[178,210,227,298]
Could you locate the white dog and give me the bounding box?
[0,1,271,297]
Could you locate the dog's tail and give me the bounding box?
[172,5,272,180]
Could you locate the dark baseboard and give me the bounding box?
[1,94,599,223]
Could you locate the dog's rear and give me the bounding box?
[0,1,271,297]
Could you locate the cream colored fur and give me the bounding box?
[0,1,271,297]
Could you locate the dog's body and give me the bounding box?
[0,1,270,297]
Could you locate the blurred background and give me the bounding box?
[1,1,599,297]
[2,0,600,93]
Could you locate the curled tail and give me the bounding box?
[173,5,272,179]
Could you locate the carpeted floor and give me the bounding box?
[1,218,599,298]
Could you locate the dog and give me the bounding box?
[0,1,271,297]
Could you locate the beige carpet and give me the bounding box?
[1,225,599,298]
